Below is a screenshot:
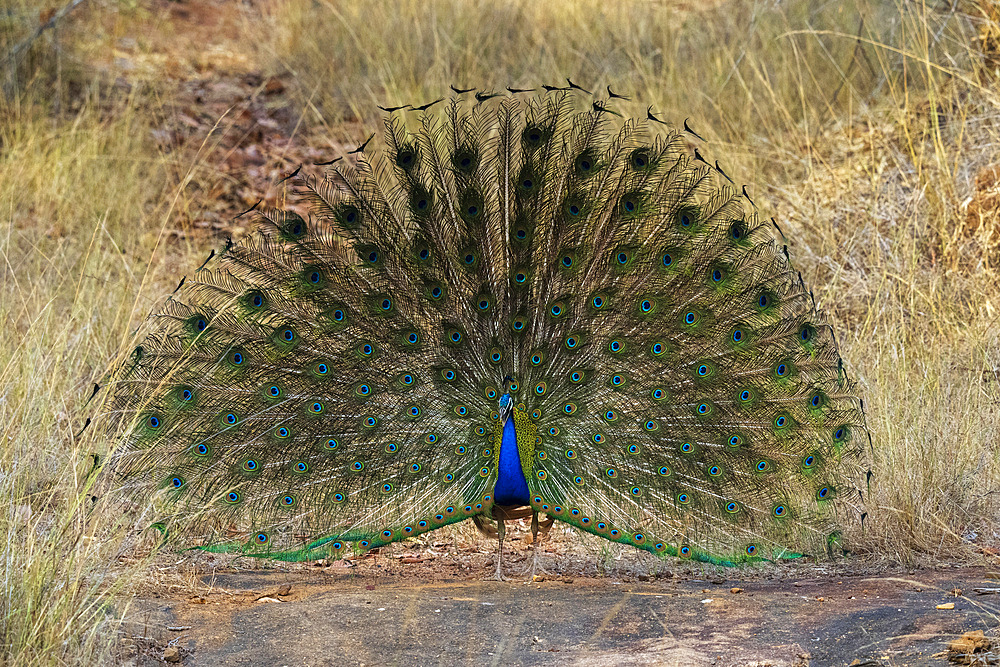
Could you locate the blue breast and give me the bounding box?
[493,416,530,506]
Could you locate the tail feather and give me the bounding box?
[101,91,870,565]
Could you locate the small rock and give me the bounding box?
[637,574,650,582]
[163,646,181,663]
[532,575,545,582]
[277,584,291,596]
[730,587,743,594]
[937,602,956,610]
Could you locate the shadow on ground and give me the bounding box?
[121,566,1000,666]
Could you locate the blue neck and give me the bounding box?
[493,416,529,506]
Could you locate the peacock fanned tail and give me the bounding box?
[102,92,871,566]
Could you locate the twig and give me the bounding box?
[3,0,87,67]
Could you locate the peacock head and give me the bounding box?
[498,392,512,422]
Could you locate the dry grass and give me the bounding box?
[0,6,224,660]
[0,90,214,662]
[3,0,1000,662]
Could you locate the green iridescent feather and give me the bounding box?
[102,92,871,566]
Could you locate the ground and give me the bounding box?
[120,555,1000,666]
[116,517,1000,667]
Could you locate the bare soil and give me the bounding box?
[119,556,1000,666]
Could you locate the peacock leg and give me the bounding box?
[530,510,540,578]
[494,519,506,580]
[529,510,550,578]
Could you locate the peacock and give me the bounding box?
[100,90,872,578]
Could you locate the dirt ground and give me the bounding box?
[119,557,1000,666]
[114,520,1000,667]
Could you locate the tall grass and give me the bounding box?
[2,0,1000,663]
[0,83,215,661]
[256,1,972,146]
